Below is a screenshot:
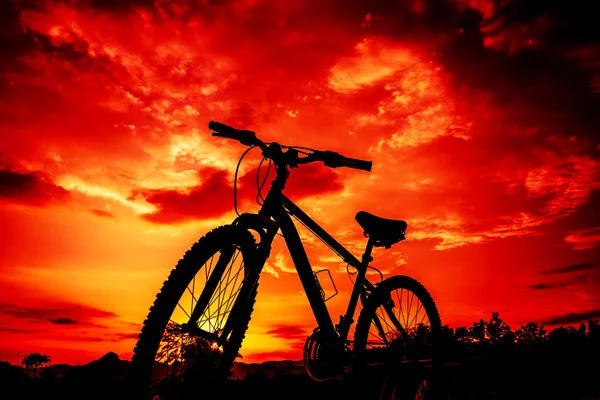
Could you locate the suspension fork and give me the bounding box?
[219,215,279,341]
[218,245,267,340]
[183,215,278,344]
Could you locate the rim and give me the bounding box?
[148,245,247,399]
[364,287,437,400]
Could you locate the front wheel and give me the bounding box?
[353,276,442,400]
[128,225,259,400]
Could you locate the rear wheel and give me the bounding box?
[353,276,442,400]
[129,225,258,400]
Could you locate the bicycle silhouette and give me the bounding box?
[129,121,443,400]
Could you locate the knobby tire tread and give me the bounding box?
[128,225,258,398]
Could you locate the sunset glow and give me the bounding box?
[1,0,599,366]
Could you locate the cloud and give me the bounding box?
[132,167,233,224]
[542,308,600,326]
[245,323,311,361]
[540,262,600,275]
[530,283,568,290]
[134,161,345,224]
[48,318,78,325]
[531,269,594,292]
[88,209,115,218]
[564,227,600,250]
[1,0,596,238]
[244,349,302,362]
[239,162,344,203]
[265,324,309,342]
[328,38,418,94]
[0,327,41,334]
[0,165,71,206]
[86,0,157,12]
[265,252,297,275]
[0,302,118,327]
[111,332,139,341]
[524,156,600,217]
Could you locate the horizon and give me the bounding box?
[1,0,599,367]
[4,314,597,367]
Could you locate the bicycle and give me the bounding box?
[128,121,443,400]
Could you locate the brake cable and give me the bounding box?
[233,145,257,216]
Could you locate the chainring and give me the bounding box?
[303,328,348,381]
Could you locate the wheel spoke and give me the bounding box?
[131,228,259,400]
[190,276,196,315]
[197,253,245,333]
[357,278,441,400]
[176,302,191,319]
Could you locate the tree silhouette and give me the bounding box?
[547,325,586,353]
[420,314,600,361]
[468,319,486,343]
[485,312,514,347]
[22,353,51,377]
[586,319,600,357]
[454,326,470,343]
[439,325,456,348]
[515,321,546,347]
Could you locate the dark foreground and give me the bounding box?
[2,350,599,400]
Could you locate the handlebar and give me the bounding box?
[209,120,372,172]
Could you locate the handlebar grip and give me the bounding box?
[313,150,372,172]
[208,121,260,146]
[340,156,372,172]
[209,121,239,135]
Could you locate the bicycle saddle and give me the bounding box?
[355,211,407,248]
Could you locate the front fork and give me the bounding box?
[184,214,279,345]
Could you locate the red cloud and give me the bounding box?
[0,302,117,326]
[265,324,310,342]
[0,164,70,206]
[542,308,600,326]
[133,162,344,224]
[238,162,344,202]
[564,227,600,250]
[133,167,232,224]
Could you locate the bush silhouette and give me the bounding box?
[21,353,51,378]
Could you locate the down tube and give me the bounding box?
[271,206,337,338]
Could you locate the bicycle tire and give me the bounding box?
[128,225,259,400]
[353,275,442,400]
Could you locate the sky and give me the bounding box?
[0,0,599,366]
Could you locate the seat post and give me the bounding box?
[361,237,375,266]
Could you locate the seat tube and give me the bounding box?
[340,238,374,337]
[362,237,374,265]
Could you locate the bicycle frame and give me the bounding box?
[133,125,438,397]
[225,162,379,344]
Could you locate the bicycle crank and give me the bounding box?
[303,328,349,381]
